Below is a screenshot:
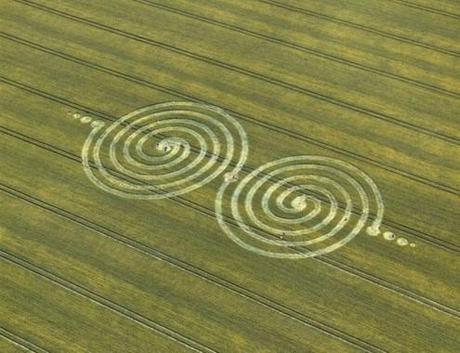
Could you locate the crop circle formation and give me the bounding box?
[81,101,248,199]
[77,101,405,258]
[216,156,384,258]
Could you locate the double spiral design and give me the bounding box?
[82,102,248,199]
[80,101,386,258]
[216,156,384,259]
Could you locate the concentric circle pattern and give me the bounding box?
[216,156,384,259]
[82,102,248,199]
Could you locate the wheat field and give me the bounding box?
[0,1,459,352]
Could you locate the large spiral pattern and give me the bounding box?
[215,156,384,259]
[81,102,248,199]
[79,101,391,258]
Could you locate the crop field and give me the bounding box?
[0,0,459,352]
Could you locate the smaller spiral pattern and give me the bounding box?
[81,102,248,199]
[216,156,384,259]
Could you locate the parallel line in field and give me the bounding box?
[0,184,386,353]
[0,327,49,353]
[0,249,218,353]
[1,76,458,253]
[1,35,458,198]
[258,0,460,57]
[134,0,459,98]
[12,0,460,145]
[387,0,460,19]
[1,126,458,321]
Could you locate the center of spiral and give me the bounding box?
[156,138,185,154]
[157,141,172,153]
[291,195,307,211]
